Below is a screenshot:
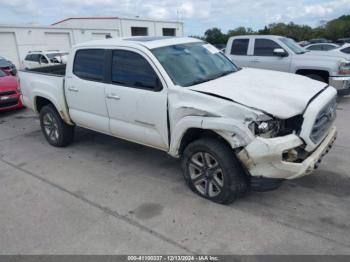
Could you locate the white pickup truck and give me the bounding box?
[225,35,350,95]
[19,37,337,204]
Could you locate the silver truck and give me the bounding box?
[225,35,350,95]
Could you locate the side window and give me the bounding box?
[25,55,32,61]
[323,45,335,51]
[341,47,350,54]
[73,49,105,82]
[254,39,283,56]
[162,28,176,36]
[131,27,148,36]
[40,55,48,64]
[307,45,321,51]
[31,54,40,62]
[111,50,161,90]
[231,39,249,55]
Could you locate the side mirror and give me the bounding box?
[273,48,288,57]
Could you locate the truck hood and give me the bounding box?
[189,68,327,119]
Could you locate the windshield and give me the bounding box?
[280,38,306,54]
[0,70,7,77]
[152,42,238,87]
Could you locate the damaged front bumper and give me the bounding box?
[237,126,337,180]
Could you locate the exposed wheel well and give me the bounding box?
[35,97,54,113]
[296,69,329,83]
[178,128,232,157]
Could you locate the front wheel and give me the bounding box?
[181,138,248,204]
[39,105,74,147]
[305,74,327,83]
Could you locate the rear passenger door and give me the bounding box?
[65,49,110,134]
[227,38,251,67]
[249,38,291,72]
[105,48,169,150]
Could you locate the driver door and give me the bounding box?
[105,49,169,150]
[248,38,292,72]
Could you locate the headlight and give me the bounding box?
[249,119,280,138]
[338,60,350,75]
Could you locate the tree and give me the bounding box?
[200,14,350,43]
[204,28,227,44]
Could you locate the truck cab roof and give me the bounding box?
[73,37,202,50]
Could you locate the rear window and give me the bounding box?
[231,39,249,55]
[73,49,105,81]
[341,47,350,54]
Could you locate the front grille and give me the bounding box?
[0,97,18,108]
[0,91,16,96]
[310,98,337,143]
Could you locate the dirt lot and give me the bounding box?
[1,97,350,255]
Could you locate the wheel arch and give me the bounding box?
[295,69,330,83]
[34,95,73,125]
[178,128,233,158]
[169,116,254,158]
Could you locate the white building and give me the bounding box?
[0,17,184,67]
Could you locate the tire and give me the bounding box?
[305,74,327,83]
[181,138,248,204]
[39,104,74,147]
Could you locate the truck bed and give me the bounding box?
[24,64,66,76]
[19,64,71,123]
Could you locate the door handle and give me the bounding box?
[249,59,260,63]
[68,86,79,92]
[106,94,120,100]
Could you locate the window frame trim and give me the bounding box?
[230,38,250,56]
[253,38,287,57]
[106,47,165,92]
[72,48,108,83]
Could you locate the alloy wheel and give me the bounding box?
[188,152,224,197]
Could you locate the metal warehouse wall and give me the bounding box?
[0,17,183,68]
[51,17,184,37]
[0,26,118,68]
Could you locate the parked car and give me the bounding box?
[225,35,350,95]
[0,56,17,76]
[309,38,331,44]
[306,44,350,59]
[297,41,310,47]
[19,37,337,204]
[0,69,23,112]
[305,43,340,51]
[22,50,69,69]
[336,38,350,44]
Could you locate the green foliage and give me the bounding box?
[203,14,350,44]
[204,28,227,45]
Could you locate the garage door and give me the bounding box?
[0,32,20,67]
[91,33,112,40]
[45,32,71,52]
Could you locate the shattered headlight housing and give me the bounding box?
[249,119,280,138]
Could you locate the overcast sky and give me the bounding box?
[0,0,350,35]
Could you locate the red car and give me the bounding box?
[0,70,23,112]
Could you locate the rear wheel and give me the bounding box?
[39,105,74,147]
[181,138,248,204]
